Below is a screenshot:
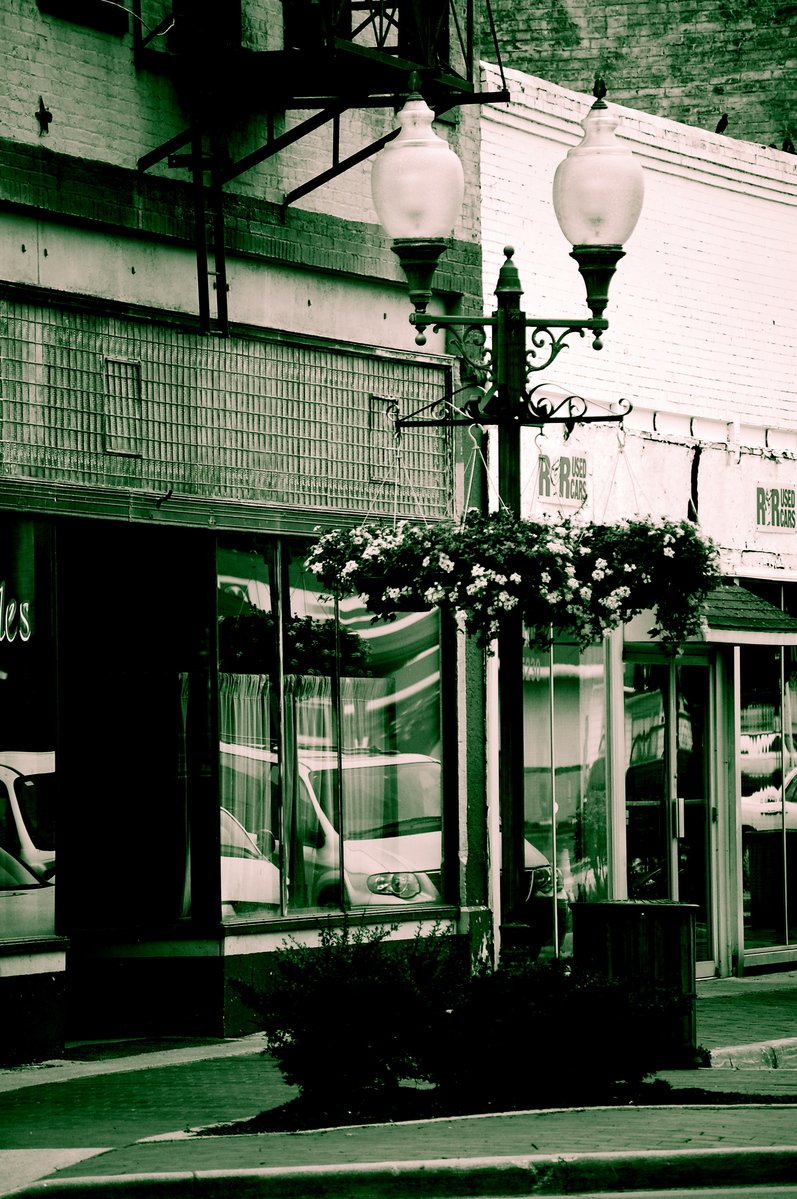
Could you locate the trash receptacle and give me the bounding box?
[570,900,697,1066]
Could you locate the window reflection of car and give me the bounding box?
[0,752,56,880]
[0,846,54,939]
[742,769,797,832]
[221,744,444,910]
[519,840,570,955]
[220,743,566,950]
[299,748,446,907]
[220,807,280,916]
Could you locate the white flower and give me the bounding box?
[424,585,446,604]
[497,591,518,609]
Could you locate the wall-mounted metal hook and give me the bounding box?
[35,98,52,135]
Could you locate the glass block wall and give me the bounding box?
[0,297,453,520]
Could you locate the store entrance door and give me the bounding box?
[623,655,716,973]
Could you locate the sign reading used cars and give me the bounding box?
[538,453,588,507]
[756,486,796,531]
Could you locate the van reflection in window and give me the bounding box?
[0,752,56,940]
[219,742,443,915]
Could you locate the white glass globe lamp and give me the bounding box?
[552,84,644,320]
[371,90,465,315]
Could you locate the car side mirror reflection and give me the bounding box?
[255,829,277,857]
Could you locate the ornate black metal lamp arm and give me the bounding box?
[396,247,627,434]
[410,310,609,358]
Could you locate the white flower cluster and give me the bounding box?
[304,512,720,651]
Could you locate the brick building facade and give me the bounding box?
[0,0,491,1065]
[484,0,796,149]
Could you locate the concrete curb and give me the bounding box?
[709,1037,797,1069]
[10,1147,797,1199]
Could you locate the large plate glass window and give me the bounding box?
[739,645,797,950]
[216,535,447,920]
[217,537,280,919]
[520,636,609,957]
[0,516,56,940]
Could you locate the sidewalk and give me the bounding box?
[1,970,795,1198]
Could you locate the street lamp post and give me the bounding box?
[371,81,644,944]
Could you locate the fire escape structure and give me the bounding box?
[132,1,508,334]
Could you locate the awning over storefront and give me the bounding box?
[702,584,797,645]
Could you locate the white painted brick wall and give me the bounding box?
[480,63,797,439]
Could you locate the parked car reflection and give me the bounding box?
[220,807,280,916]
[510,840,570,955]
[742,768,797,832]
[0,846,54,938]
[0,752,56,880]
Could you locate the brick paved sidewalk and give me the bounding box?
[9,1103,797,1199]
[696,969,797,1051]
[1,969,795,1198]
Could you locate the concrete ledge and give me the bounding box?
[709,1037,797,1068]
[11,1147,797,1198]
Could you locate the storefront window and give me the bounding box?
[216,536,446,920]
[522,638,608,956]
[217,538,280,918]
[740,645,795,949]
[624,661,670,900]
[0,517,56,940]
[622,657,712,959]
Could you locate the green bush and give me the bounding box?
[425,956,682,1112]
[252,919,468,1113]
[249,930,686,1120]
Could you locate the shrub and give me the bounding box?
[252,918,468,1114]
[425,955,682,1112]
[248,930,688,1121]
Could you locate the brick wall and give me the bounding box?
[480,65,797,436]
[485,0,796,149]
[0,1,481,299]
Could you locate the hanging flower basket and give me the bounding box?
[305,511,722,650]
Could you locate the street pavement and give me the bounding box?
[0,970,795,1197]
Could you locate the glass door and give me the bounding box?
[623,656,715,968]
